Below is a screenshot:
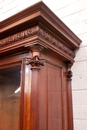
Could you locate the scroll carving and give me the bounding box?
[0,26,75,58]
[25,55,45,69]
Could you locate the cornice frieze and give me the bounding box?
[0,26,75,58]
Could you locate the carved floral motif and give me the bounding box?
[0,26,75,58]
[38,28,75,57]
[25,55,45,68]
[0,26,39,46]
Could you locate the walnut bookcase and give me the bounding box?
[0,1,81,130]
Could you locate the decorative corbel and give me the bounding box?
[66,62,73,81]
[25,44,45,69]
[66,62,74,130]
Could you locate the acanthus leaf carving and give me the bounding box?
[25,55,45,69]
[14,32,24,42]
[0,26,39,46]
[38,28,75,58]
[0,26,75,58]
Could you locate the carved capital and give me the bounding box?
[25,44,45,69]
[25,55,45,69]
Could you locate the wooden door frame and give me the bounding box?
[0,54,28,130]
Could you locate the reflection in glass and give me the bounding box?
[0,66,21,130]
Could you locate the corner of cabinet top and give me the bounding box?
[0,1,82,63]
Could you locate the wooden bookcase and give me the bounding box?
[0,2,81,130]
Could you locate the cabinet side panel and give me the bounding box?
[38,57,68,130]
[47,64,62,130]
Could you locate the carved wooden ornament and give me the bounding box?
[0,2,81,63]
[0,2,82,130]
[25,55,45,69]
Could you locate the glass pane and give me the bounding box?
[0,65,21,130]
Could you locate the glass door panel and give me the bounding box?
[0,65,21,130]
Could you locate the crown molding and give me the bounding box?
[0,1,82,62]
[0,25,75,58]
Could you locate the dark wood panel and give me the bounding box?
[47,64,62,130]
[0,2,81,130]
[23,64,32,130]
[0,65,21,130]
[38,65,47,130]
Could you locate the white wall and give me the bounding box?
[0,0,87,130]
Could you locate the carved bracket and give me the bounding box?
[66,63,73,81]
[67,71,73,81]
[25,55,45,69]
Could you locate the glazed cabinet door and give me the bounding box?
[0,55,31,130]
[0,65,21,130]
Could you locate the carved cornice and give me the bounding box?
[38,28,75,58]
[0,26,39,46]
[0,26,75,58]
